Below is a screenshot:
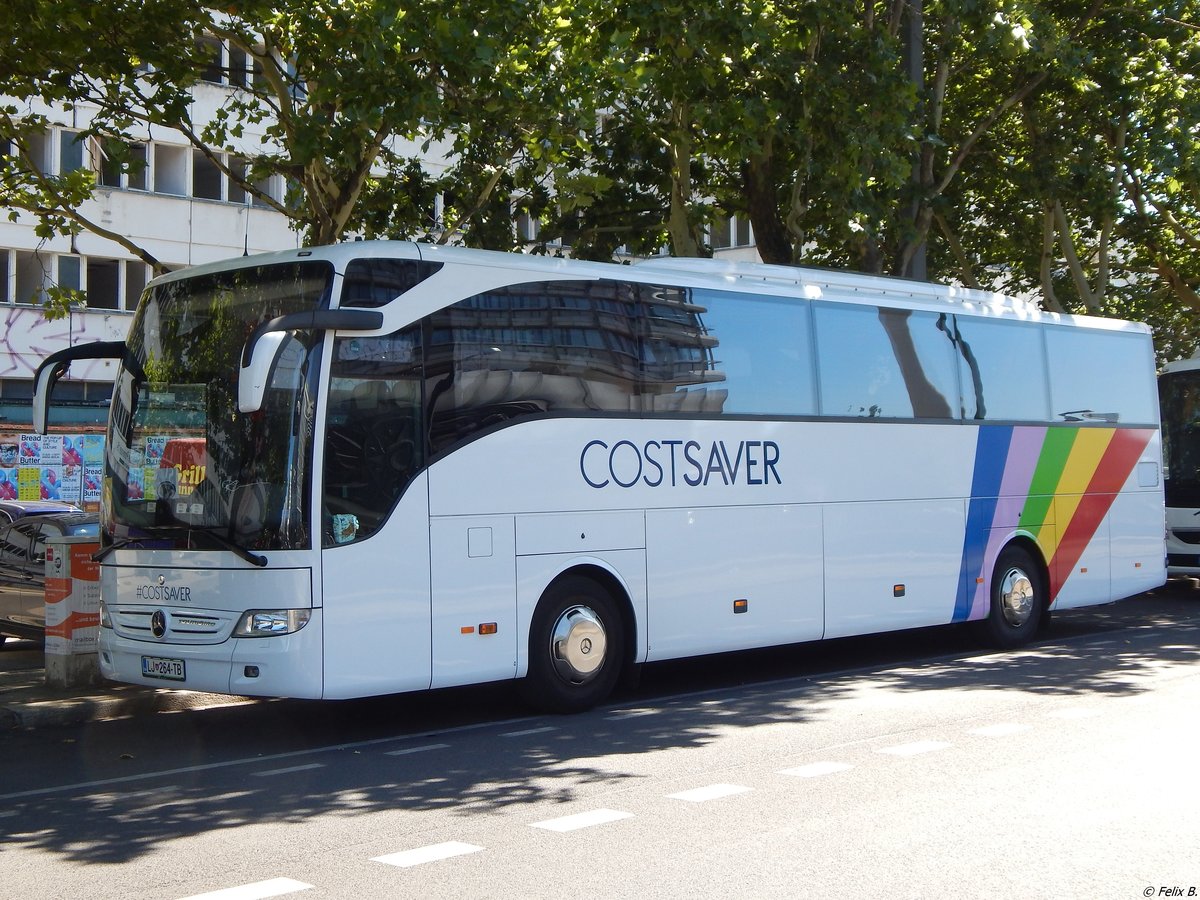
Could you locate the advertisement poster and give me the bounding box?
[0,441,17,468]
[83,435,105,465]
[83,465,103,503]
[62,435,84,466]
[41,435,64,466]
[0,468,16,500]
[40,467,65,500]
[126,466,145,501]
[18,466,40,500]
[59,465,82,503]
[142,466,158,502]
[145,435,167,467]
[20,434,41,464]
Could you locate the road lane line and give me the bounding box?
[500,726,557,738]
[384,742,450,756]
[1047,708,1101,719]
[779,761,854,778]
[531,809,633,832]
[969,723,1031,737]
[178,877,313,900]
[877,741,951,757]
[373,842,483,868]
[253,763,325,778]
[605,708,662,720]
[668,784,752,803]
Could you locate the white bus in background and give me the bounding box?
[33,243,1166,712]
[1158,354,1200,576]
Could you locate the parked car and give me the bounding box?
[0,512,99,643]
[0,499,85,525]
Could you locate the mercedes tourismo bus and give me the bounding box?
[33,243,1166,711]
[1158,354,1200,576]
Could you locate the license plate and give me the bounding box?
[142,655,186,681]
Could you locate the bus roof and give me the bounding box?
[150,241,1150,335]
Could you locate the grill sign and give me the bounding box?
[135,584,192,603]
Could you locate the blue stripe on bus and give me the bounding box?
[953,426,1014,622]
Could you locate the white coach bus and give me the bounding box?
[1158,353,1200,576]
[33,243,1165,711]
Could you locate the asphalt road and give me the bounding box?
[2,581,1198,900]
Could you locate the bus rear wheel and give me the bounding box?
[977,545,1044,649]
[520,575,624,714]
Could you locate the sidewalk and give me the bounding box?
[0,641,253,730]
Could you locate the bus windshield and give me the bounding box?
[1161,367,1200,508]
[104,261,331,553]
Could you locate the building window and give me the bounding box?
[59,130,85,174]
[97,139,149,191]
[14,251,47,305]
[125,261,149,308]
[154,144,188,195]
[198,37,224,84]
[710,212,753,250]
[0,250,9,303]
[86,258,120,310]
[192,149,223,200]
[57,256,81,293]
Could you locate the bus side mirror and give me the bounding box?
[33,361,68,434]
[32,341,129,434]
[238,332,289,413]
[237,308,384,414]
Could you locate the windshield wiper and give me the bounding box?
[93,536,142,563]
[194,527,268,568]
[91,528,267,567]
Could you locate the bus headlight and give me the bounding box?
[99,599,112,629]
[233,609,311,637]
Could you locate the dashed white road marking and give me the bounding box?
[531,808,633,832]
[178,877,313,900]
[1047,708,1101,720]
[878,741,951,757]
[500,726,558,738]
[384,742,450,756]
[605,707,662,720]
[372,841,484,868]
[779,761,854,778]
[970,723,1031,737]
[253,763,325,778]
[668,783,752,803]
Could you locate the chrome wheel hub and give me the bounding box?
[549,605,607,684]
[999,566,1035,627]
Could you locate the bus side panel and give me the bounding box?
[320,474,433,699]
[1108,488,1168,600]
[644,504,823,661]
[1047,509,1110,610]
[823,499,966,639]
[429,515,517,689]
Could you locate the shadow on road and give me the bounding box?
[3,583,1198,865]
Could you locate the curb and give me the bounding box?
[1,688,258,730]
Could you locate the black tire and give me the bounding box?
[977,544,1044,649]
[520,575,625,714]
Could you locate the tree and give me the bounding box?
[0,0,590,266]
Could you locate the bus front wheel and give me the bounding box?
[520,575,624,714]
[978,545,1044,649]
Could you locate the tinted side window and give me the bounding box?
[952,317,1049,421]
[643,287,815,416]
[341,258,443,308]
[1046,327,1157,425]
[324,327,423,545]
[425,280,641,454]
[815,305,958,419]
